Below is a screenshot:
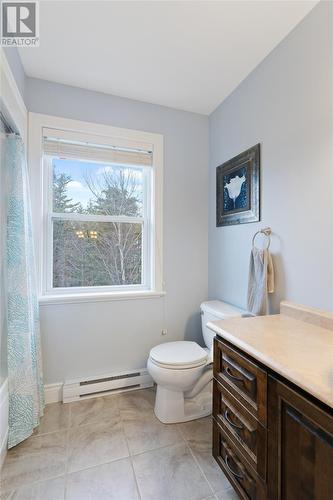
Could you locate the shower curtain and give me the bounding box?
[5,135,44,448]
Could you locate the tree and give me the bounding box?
[85,169,142,285]
[52,167,143,288]
[53,172,82,212]
[85,169,141,216]
[53,172,82,287]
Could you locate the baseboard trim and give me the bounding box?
[45,383,63,404]
[0,378,8,468]
[3,377,148,409]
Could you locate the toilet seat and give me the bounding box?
[149,341,208,370]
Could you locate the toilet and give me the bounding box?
[147,300,250,423]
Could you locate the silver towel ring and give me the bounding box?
[252,227,272,250]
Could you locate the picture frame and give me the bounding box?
[216,144,260,227]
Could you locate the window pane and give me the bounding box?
[52,158,144,216]
[53,220,142,288]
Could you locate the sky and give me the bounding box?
[53,158,144,210]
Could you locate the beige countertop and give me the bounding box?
[208,313,333,409]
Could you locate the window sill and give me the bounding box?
[39,290,166,306]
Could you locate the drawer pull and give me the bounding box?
[225,454,244,480]
[224,409,244,430]
[225,366,243,382]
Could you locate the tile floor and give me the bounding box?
[0,388,238,500]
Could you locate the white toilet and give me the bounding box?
[147,300,250,423]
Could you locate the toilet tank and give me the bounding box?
[200,300,251,350]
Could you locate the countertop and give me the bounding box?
[208,313,333,409]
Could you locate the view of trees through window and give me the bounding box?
[51,158,145,288]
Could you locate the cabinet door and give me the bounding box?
[268,377,333,500]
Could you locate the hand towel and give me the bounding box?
[247,247,274,315]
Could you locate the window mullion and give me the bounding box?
[51,212,144,224]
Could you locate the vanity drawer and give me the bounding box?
[213,420,266,500]
[214,338,267,425]
[213,379,267,479]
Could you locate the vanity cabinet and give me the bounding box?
[268,377,333,500]
[213,336,333,500]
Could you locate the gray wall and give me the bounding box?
[209,1,333,313]
[26,79,209,384]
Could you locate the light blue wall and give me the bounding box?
[3,48,26,103]
[209,1,333,313]
[3,1,333,385]
[26,79,209,383]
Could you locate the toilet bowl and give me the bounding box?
[147,300,250,423]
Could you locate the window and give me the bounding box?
[29,114,163,301]
[44,134,152,293]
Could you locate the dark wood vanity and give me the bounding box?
[212,335,333,500]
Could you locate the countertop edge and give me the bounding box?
[207,320,333,410]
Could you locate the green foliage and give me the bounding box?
[53,172,82,213]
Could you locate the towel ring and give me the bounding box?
[252,227,271,250]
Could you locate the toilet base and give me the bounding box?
[154,381,212,424]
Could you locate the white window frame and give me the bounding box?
[28,113,164,304]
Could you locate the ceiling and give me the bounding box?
[19,1,317,115]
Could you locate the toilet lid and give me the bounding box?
[149,341,208,368]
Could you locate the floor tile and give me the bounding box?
[132,442,212,500]
[193,450,232,494]
[177,416,212,450]
[69,395,120,427]
[0,431,67,492]
[1,390,230,499]
[215,488,239,499]
[34,403,70,436]
[117,388,155,419]
[66,458,139,500]
[68,420,129,473]
[0,477,65,500]
[123,411,181,455]
[178,417,232,493]
[0,492,12,500]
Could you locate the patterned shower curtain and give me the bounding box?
[5,135,44,448]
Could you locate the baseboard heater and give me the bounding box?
[63,368,154,403]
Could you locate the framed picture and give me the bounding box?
[216,144,260,227]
